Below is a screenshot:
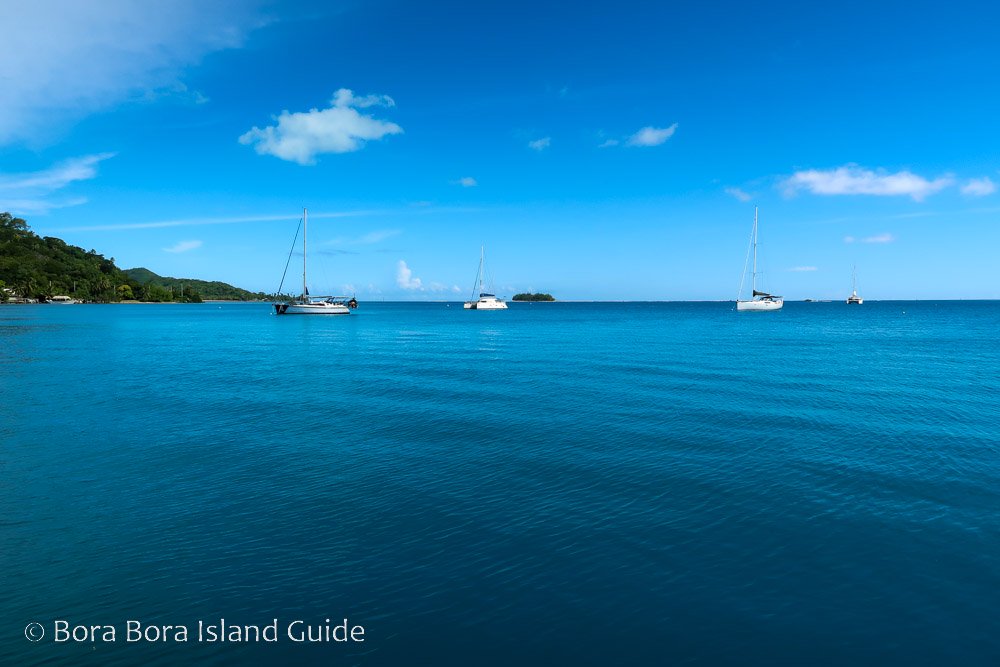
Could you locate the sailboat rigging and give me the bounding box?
[736,207,783,311]
[463,245,507,310]
[273,208,358,315]
[847,265,863,304]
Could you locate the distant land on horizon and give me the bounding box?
[123,267,270,302]
[0,212,270,302]
[512,292,555,302]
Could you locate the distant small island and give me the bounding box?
[512,293,555,302]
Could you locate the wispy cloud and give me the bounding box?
[163,240,202,253]
[0,153,115,214]
[454,177,478,187]
[356,229,401,244]
[625,123,678,147]
[788,266,818,272]
[0,153,116,191]
[0,1,258,145]
[321,229,401,248]
[396,260,423,290]
[961,177,996,197]
[598,139,619,148]
[528,137,551,151]
[725,187,752,202]
[782,164,953,201]
[239,88,403,165]
[0,197,88,215]
[427,283,463,294]
[49,209,387,232]
[845,233,895,244]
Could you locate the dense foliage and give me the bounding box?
[124,268,270,301]
[0,212,140,302]
[512,293,555,301]
[0,212,259,303]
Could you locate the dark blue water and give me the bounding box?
[3,301,999,665]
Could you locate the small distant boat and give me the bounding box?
[463,245,507,310]
[273,208,358,315]
[736,207,783,311]
[846,266,863,304]
[47,295,81,304]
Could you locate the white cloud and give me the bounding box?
[0,197,89,215]
[788,266,818,272]
[0,1,259,145]
[396,260,423,290]
[0,153,116,192]
[845,233,895,244]
[324,229,401,247]
[626,123,678,147]
[356,229,401,244]
[782,164,953,201]
[725,187,752,202]
[961,177,996,197]
[330,89,396,109]
[454,177,478,187]
[429,283,463,294]
[163,240,202,253]
[528,137,551,151]
[598,139,620,148]
[49,208,385,232]
[0,153,115,214]
[239,88,403,165]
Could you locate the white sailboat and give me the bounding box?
[736,207,783,311]
[847,265,863,304]
[463,245,507,310]
[274,208,357,315]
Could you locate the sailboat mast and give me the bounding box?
[479,245,485,295]
[303,208,308,298]
[752,206,758,294]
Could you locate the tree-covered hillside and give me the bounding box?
[512,293,556,301]
[0,212,260,302]
[1,212,139,301]
[124,267,270,301]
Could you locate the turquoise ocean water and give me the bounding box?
[2,301,999,665]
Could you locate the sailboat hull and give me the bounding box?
[465,296,507,310]
[736,208,782,313]
[276,302,350,315]
[465,247,507,311]
[737,298,784,311]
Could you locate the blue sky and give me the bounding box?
[2,0,999,300]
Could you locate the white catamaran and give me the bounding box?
[274,208,357,315]
[736,207,783,311]
[847,265,863,304]
[463,245,507,310]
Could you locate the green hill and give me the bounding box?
[124,267,269,301]
[0,212,261,303]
